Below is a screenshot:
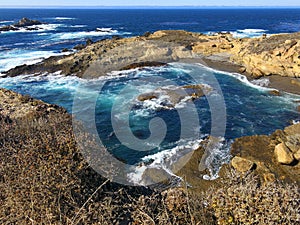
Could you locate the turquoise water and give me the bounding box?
[0,63,299,182]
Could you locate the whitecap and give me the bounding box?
[193,62,275,92]
[52,29,120,40]
[0,23,62,34]
[206,28,268,38]
[292,120,300,124]
[128,139,203,185]
[54,17,75,20]
[70,25,87,28]
[0,49,70,72]
[0,20,14,24]
[232,28,268,38]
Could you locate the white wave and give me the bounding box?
[292,120,300,124]
[237,28,267,33]
[232,28,268,38]
[128,139,203,185]
[251,78,270,87]
[0,72,83,89]
[54,17,75,20]
[194,63,275,92]
[0,50,70,72]
[70,25,87,28]
[206,28,268,38]
[37,33,49,36]
[0,23,62,34]
[201,137,231,181]
[0,20,14,24]
[13,42,26,46]
[52,29,120,40]
[96,27,115,32]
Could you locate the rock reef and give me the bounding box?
[0,18,46,32]
[137,84,212,109]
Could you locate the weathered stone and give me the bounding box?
[263,173,276,183]
[285,134,300,152]
[252,68,264,78]
[231,156,254,173]
[238,67,246,73]
[269,90,281,96]
[294,150,300,161]
[137,93,157,101]
[274,143,295,165]
[14,17,43,27]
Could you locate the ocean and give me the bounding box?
[0,8,299,185]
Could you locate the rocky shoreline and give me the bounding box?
[1,29,300,184]
[1,28,300,223]
[1,87,298,224]
[3,29,300,95]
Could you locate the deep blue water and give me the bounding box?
[0,8,299,183]
[1,8,300,72]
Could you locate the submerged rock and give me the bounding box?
[137,84,212,109]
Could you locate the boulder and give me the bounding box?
[231,156,254,173]
[285,134,300,152]
[269,90,281,96]
[238,67,246,73]
[251,68,264,78]
[274,143,295,165]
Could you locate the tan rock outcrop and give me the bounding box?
[4,30,300,79]
[294,150,300,161]
[231,156,254,173]
[231,123,300,184]
[274,143,295,165]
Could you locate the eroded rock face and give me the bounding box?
[230,33,300,78]
[274,143,295,165]
[4,29,300,79]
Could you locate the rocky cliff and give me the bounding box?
[4,30,300,80]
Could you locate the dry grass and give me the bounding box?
[0,110,299,225]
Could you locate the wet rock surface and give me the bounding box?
[137,84,212,109]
